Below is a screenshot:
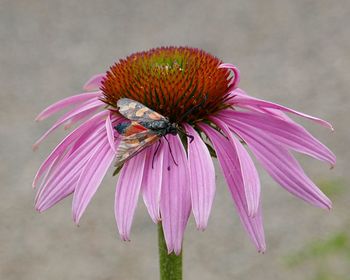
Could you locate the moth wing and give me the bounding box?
[121,121,148,136]
[117,98,165,122]
[115,130,160,167]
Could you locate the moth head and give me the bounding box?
[169,123,178,135]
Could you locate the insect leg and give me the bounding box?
[164,136,178,167]
[152,140,162,169]
[177,127,194,143]
[186,133,194,143]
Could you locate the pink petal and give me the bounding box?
[183,124,215,230]
[105,112,117,153]
[142,142,164,223]
[64,107,99,129]
[254,107,294,123]
[83,73,106,91]
[67,120,105,157]
[199,123,266,252]
[160,135,191,255]
[36,130,106,211]
[210,118,261,217]
[34,98,105,148]
[229,90,294,123]
[35,156,62,206]
[227,90,333,130]
[115,152,146,241]
[219,63,240,91]
[33,111,108,187]
[72,139,115,223]
[218,109,336,167]
[35,91,102,121]
[227,121,332,209]
[227,90,294,123]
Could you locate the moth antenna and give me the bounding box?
[178,94,208,123]
[178,127,194,143]
[164,136,178,166]
[152,140,162,169]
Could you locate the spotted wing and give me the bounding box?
[116,127,160,167]
[117,98,165,122]
[119,121,148,136]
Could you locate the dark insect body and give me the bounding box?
[115,120,178,137]
[114,98,193,168]
[139,120,178,136]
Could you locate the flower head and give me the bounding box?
[101,47,232,123]
[33,46,335,255]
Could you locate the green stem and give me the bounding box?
[158,223,182,280]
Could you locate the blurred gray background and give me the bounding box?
[1,0,349,279]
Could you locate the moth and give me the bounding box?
[114,98,194,168]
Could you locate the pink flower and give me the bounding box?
[33,47,335,255]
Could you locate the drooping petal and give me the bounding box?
[219,110,336,167]
[64,107,99,129]
[67,120,106,157]
[142,142,164,223]
[183,124,215,230]
[228,89,294,123]
[253,106,294,123]
[115,152,146,241]
[227,121,332,209]
[219,63,240,91]
[35,156,62,207]
[160,135,191,255]
[199,123,266,252]
[210,118,260,217]
[35,130,106,211]
[33,111,108,187]
[72,138,115,224]
[105,112,117,153]
[83,73,106,91]
[35,91,102,121]
[227,90,333,129]
[34,98,105,148]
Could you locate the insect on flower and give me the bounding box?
[33,46,336,255]
[115,98,195,168]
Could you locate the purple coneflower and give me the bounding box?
[33,46,335,255]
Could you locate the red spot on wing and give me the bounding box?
[123,122,148,136]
